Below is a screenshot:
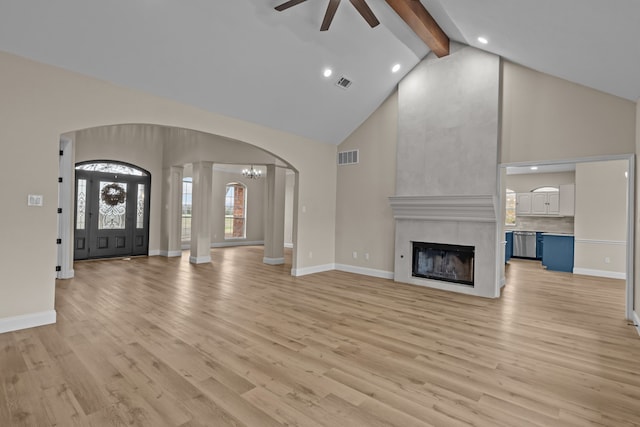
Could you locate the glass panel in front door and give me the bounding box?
[136,183,145,229]
[98,181,127,230]
[76,179,87,230]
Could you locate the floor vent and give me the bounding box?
[336,76,352,89]
[338,150,359,165]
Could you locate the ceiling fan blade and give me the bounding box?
[349,0,380,27]
[275,0,308,12]
[321,0,341,31]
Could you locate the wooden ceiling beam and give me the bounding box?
[385,0,450,57]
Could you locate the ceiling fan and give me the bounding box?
[275,0,380,31]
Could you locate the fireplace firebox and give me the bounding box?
[412,242,475,286]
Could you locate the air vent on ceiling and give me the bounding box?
[336,76,352,89]
[338,149,359,165]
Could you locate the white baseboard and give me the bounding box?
[633,311,640,337]
[334,264,394,280]
[284,243,294,249]
[181,243,191,250]
[211,240,264,248]
[291,263,335,277]
[57,269,74,280]
[573,268,626,280]
[263,257,285,265]
[0,310,56,334]
[159,250,182,257]
[148,249,161,256]
[189,256,211,264]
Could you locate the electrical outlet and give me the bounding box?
[308,251,313,259]
[365,253,369,261]
[605,257,611,264]
[27,194,43,206]
[352,251,358,259]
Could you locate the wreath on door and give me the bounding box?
[101,183,127,206]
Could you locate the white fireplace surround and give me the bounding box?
[390,195,500,298]
[391,46,502,298]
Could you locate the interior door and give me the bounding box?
[74,162,150,260]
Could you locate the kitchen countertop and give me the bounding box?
[541,233,574,237]
[506,229,575,235]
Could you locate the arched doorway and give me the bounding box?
[74,161,151,260]
[57,124,302,277]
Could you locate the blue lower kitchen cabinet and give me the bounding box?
[536,232,544,260]
[542,234,574,273]
[505,231,513,263]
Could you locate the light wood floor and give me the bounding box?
[1,248,640,426]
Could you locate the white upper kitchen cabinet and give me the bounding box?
[547,192,560,214]
[517,191,561,215]
[531,192,548,214]
[516,193,532,215]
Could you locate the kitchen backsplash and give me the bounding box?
[508,216,575,233]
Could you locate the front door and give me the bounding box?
[74,162,151,260]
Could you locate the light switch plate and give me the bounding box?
[27,194,43,206]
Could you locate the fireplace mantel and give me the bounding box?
[389,195,497,223]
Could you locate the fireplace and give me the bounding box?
[412,241,475,286]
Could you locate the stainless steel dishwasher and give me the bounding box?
[513,231,537,258]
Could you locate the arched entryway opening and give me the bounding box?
[57,124,300,277]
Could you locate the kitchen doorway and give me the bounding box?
[498,154,635,320]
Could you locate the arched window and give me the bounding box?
[505,189,516,226]
[225,182,247,239]
[181,177,192,242]
[75,162,148,176]
[532,186,559,192]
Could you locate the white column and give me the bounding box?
[190,161,213,264]
[263,165,286,265]
[166,165,184,257]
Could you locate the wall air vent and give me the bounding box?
[338,149,359,165]
[336,76,352,89]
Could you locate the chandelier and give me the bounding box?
[242,165,262,179]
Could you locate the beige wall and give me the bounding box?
[0,51,336,322]
[574,160,628,275]
[163,128,277,168]
[335,92,398,274]
[501,61,636,163]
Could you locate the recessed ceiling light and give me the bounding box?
[392,63,401,73]
[323,68,333,78]
[530,166,538,171]
[477,36,488,44]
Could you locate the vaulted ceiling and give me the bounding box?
[1,0,638,145]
